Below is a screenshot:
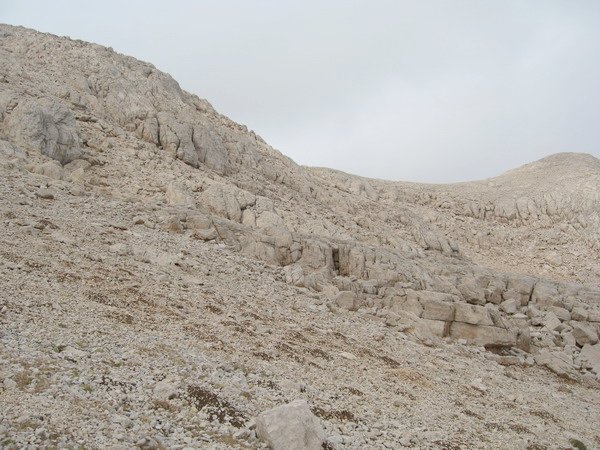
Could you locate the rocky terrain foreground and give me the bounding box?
[1,24,599,449]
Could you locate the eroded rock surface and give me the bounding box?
[256,400,325,450]
[0,24,599,449]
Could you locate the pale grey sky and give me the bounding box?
[2,1,599,182]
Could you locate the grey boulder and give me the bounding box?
[3,97,81,164]
[256,400,325,450]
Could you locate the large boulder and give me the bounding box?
[336,291,359,311]
[457,279,486,305]
[506,275,536,306]
[548,306,571,322]
[499,298,519,314]
[579,343,600,375]
[416,290,457,321]
[389,293,423,317]
[199,184,242,222]
[484,278,506,304]
[421,318,451,337]
[541,311,562,332]
[571,321,599,346]
[153,112,230,173]
[256,400,325,450]
[384,311,439,341]
[3,97,81,164]
[419,296,455,321]
[449,322,516,347]
[535,349,577,379]
[571,307,589,321]
[531,281,561,309]
[454,303,494,326]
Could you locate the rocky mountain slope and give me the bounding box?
[0,24,599,449]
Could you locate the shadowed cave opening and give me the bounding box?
[332,247,340,274]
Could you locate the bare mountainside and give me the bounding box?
[1,24,599,449]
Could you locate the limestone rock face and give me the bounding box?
[157,112,198,167]
[0,139,25,158]
[200,184,243,222]
[1,24,600,450]
[2,97,81,164]
[192,122,230,174]
[256,400,325,450]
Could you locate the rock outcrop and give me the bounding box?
[255,400,326,450]
[0,24,599,449]
[2,96,81,164]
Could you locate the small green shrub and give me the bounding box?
[569,438,587,450]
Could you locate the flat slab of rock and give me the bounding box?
[571,321,599,346]
[449,322,516,347]
[420,297,455,321]
[256,400,325,450]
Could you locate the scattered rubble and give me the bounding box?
[0,24,599,449]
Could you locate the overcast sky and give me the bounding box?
[2,1,599,182]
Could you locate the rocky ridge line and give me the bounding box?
[0,24,599,449]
